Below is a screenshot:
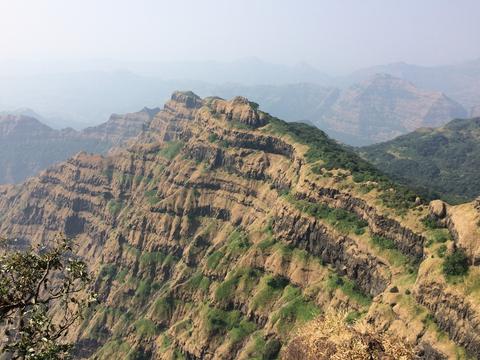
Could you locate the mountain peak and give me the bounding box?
[170,90,202,109]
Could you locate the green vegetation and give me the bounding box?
[185,272,211,293]
[359,118,480,204]
[144,189,161,205]
[0,239,94,359]
[326,274,372,307]
[443,248,469,276]
[206,251,223,270]
[345,311,363,324]
[215,268,260,304]
[153,295,174,322]
[269,117,418,210]
[437,244,448,258]
[99,264,117,280]
[422,217,441,229]
[284,193,368,234]
[107,199,124,216]
[208,133,219,143]
[134,318,157,337]
[429,229,451,244]
[158,141,185,160]
[257,236,276,251]
[371,235,396,250]
[205,307,256,343]
[272,285,320,335]
[139,250,167,270]
[115,268,128,283]
[251,275,289,310]
[229,320,257,344]
[226,228,251,254]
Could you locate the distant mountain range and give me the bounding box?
[0,107,159,184]
[1,57,478,137]
[342,58,480,112]
[359,117,480,203]
[206,74,467,145]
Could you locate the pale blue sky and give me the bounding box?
[1,0,479,73]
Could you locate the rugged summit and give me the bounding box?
[0,92,478,359]
[0,107,159,184]
[359,117,480,203]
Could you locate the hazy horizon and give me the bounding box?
[1,0,479,75]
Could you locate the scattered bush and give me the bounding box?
[443,248,469,276]
[437,244,447,258]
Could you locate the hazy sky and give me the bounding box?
[1,0,479,73]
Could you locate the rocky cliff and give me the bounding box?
[0,92,478,359]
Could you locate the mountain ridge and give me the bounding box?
[0,92,478,358]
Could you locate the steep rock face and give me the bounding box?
[0,108,159,184]
[0,92,477,359]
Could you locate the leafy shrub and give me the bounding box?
[186,272,211,292]
[422,217,441,229]
[437,244,447,258]
[443,248,469,276]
